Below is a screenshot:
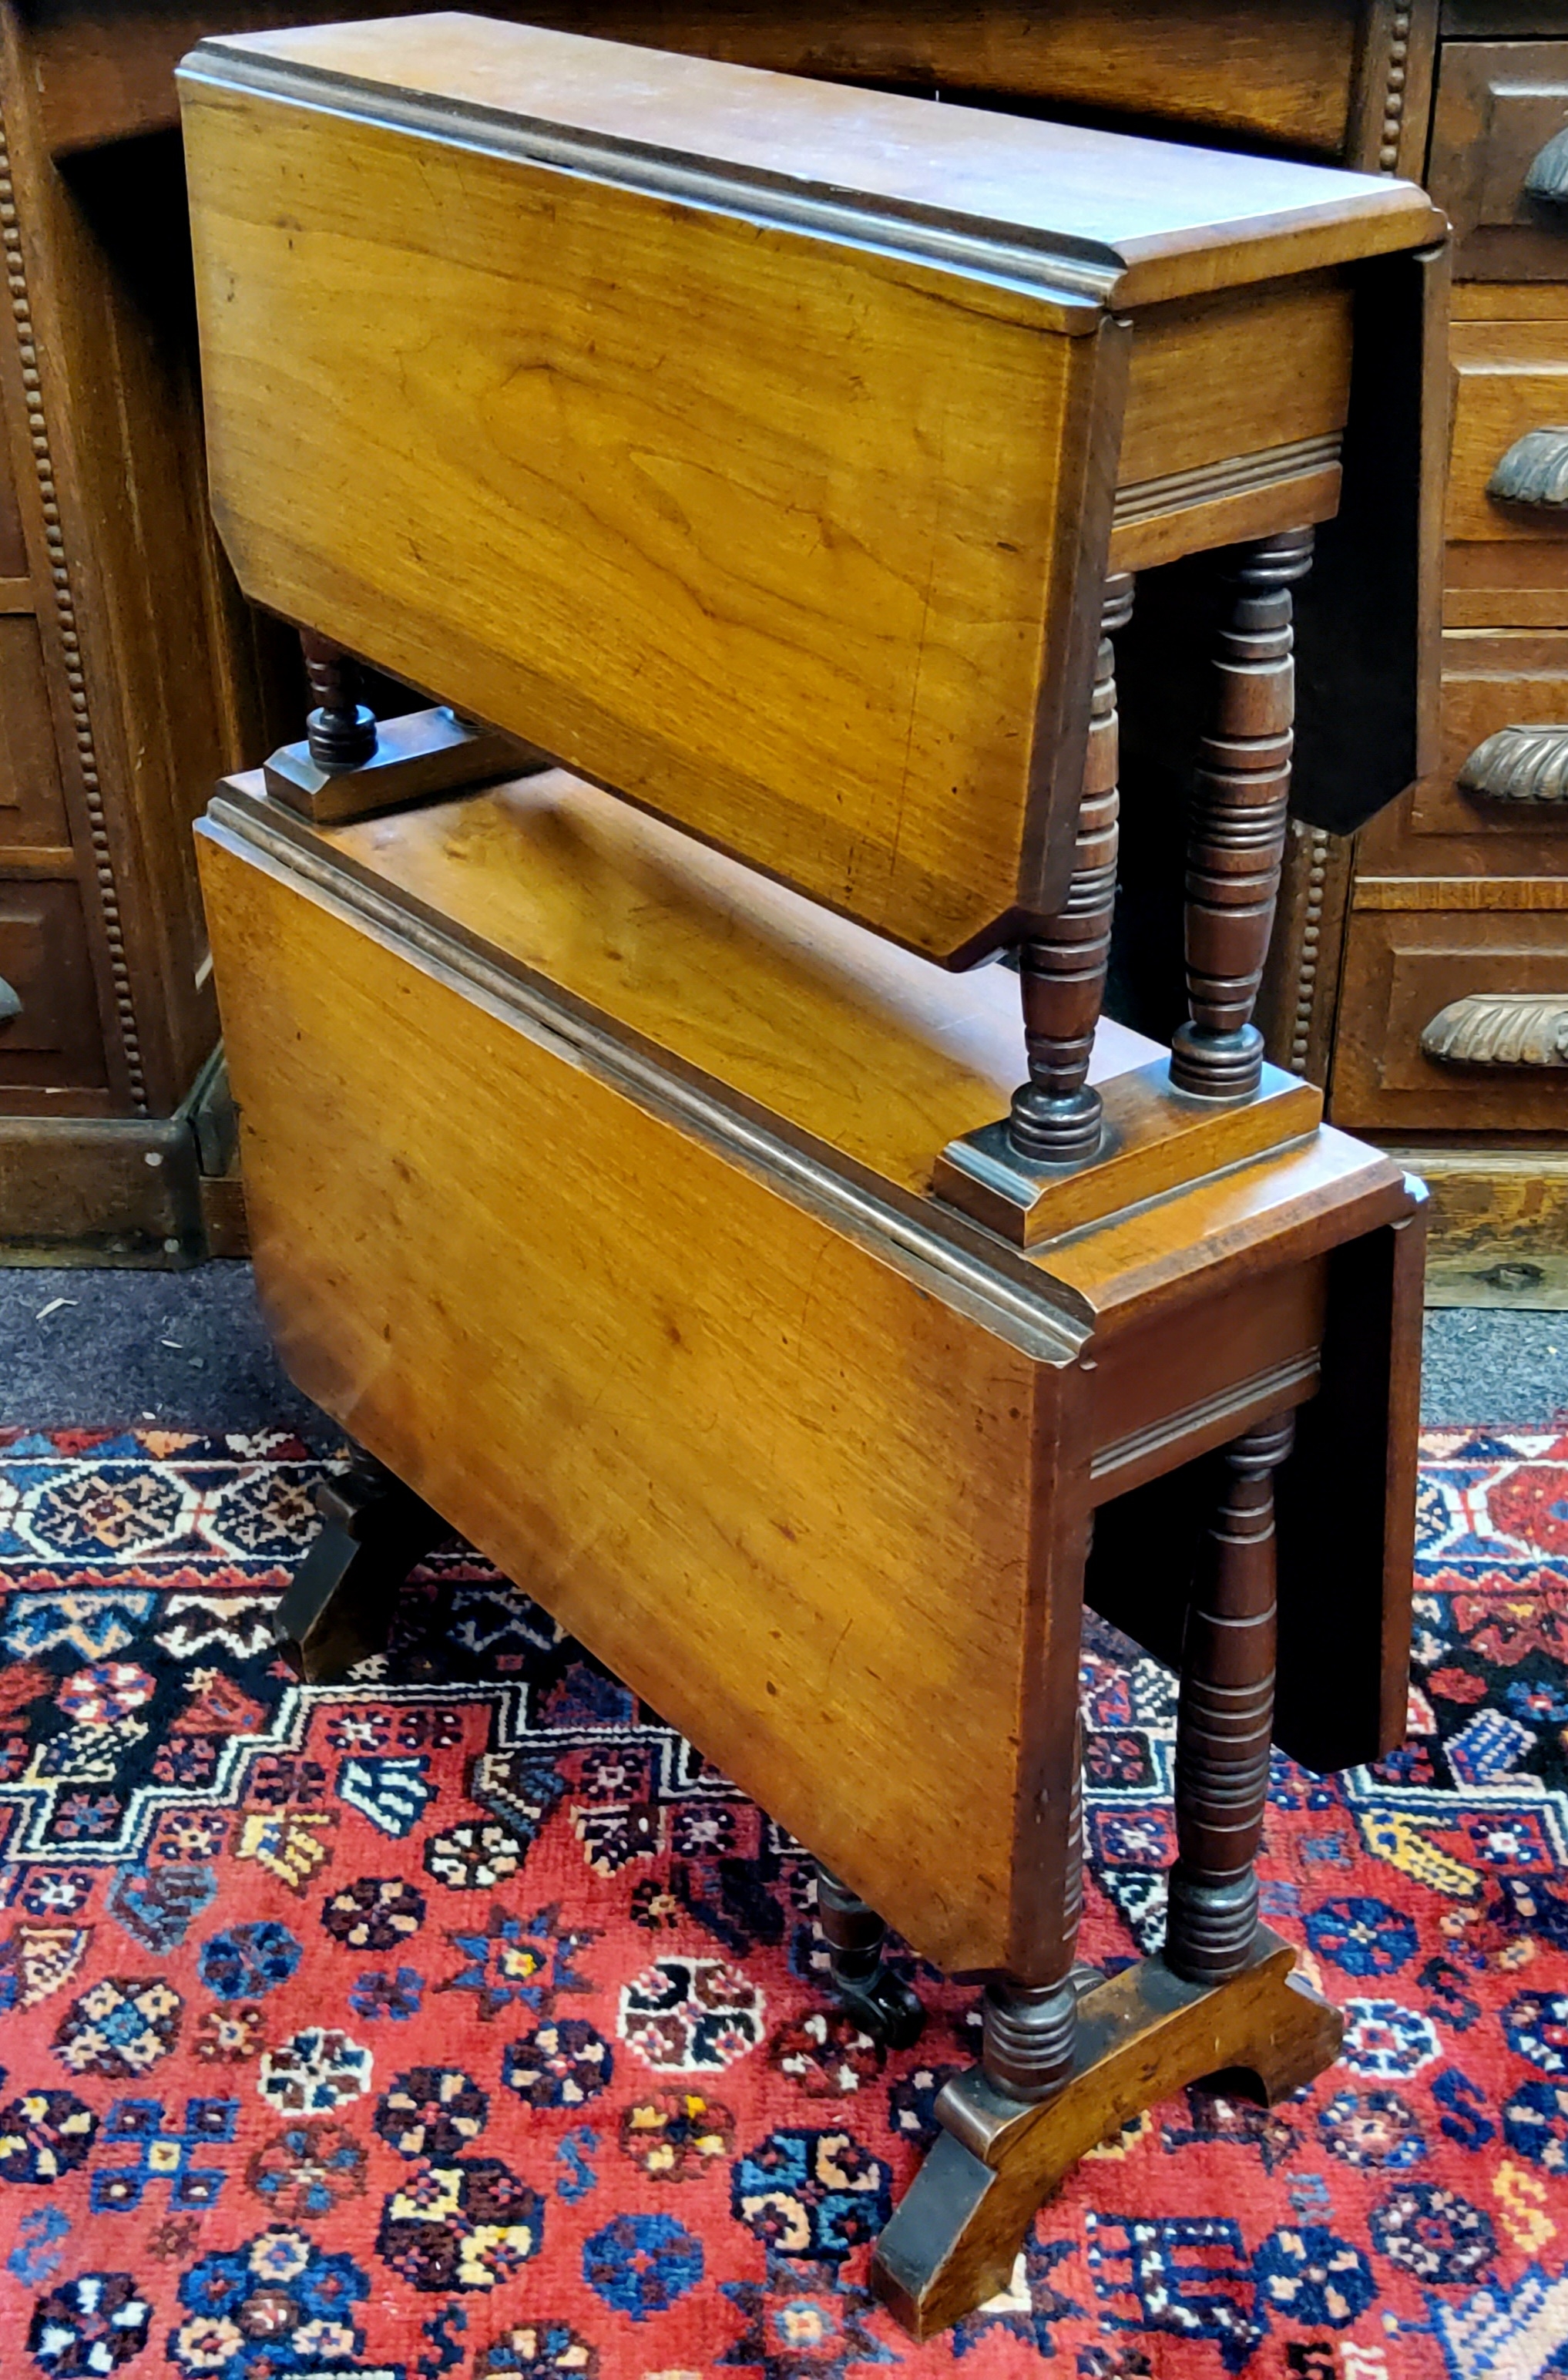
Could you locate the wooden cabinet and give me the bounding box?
[0,614,72,851]
[1323,181,1568,1299]
[0,326,96,1107]
[1443,303,1568,627]
[0,9,299,1254]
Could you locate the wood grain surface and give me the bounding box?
[185,75,1120,961]
[36,0,1397,161]
[1043,1123,1412,1328]
[245,769,1405,1335]
[199,805,1103,1976]
[1116,277,1352,488]
[300,771,1325,1245]
[308,771,1162,1204]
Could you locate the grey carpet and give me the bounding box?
[0,1262,335,1444]
[1416,1306,1565,1430]
[0,1262,1561,1434]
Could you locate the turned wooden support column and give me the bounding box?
[1164,1411,1294,1987]
[1170,530,1314,1101]
[981,1718,1084,2103]
[815,1866,924,2048]
[269,640,532,828]
[300,628,378,771]
[1006,574,1134,1164]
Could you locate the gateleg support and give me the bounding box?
[869,1928,1341,2342]
[274,1452,448,1682]
[814,1866,925,2049]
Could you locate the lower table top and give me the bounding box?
[216,765,1409,1337]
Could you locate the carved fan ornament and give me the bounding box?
[1458,723,1568,805]
[1524,124,1568,207]
[1422,993,1568,1068]
[1488,427,1568,509]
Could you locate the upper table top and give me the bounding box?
[181,14,1446,962]
[184,12,1442,309]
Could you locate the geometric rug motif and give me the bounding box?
[0,1422,1565,2378]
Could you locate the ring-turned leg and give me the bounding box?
[267,628,530,825]
[1006,573,1135,1165]
[1166,1411,1292,1986]
[871,1421,1341,2343]
[871,1711,1093,2331]
[274,1450,448,1682]
[979,1716,1086,2099]
[814,1867,924,2049]
[299,629,379,770]
[1170,529,1313,1101]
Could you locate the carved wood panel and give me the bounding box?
[1447,321,1568,550]
[0,879,111,1099]
[1331,903,1568,1128]
[1355,627,1568,872]
[0,368,24,580]
[1427,36,1568,277]
[0,614,71,849]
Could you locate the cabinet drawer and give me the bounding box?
[1447,319,1568,546]
[0,880,108,1093]
[1331,907,1568,1132]
[1446,314,1568,627]
[0,615,69,849]
[1358,630,1568,874]
[1429,40,1568,281]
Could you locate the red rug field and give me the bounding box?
[0,1424,1564,2378]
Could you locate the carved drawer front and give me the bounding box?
[0,880,108,1096]
[0,615,69,849]
[1447,314,1568,627]
[1429,42,1568,280]
[1331,908,1568,1131]
[1358,630,1568,873]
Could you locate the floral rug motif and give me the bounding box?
[0,1424,1565,2379]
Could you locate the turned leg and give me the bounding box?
[1165,1412,1294,1985]
[871,1437,1343,2345]
[1006,573,1134,1165]
[980,1717,1085,2100]
[814,1867,924,2049]
[1170,529,1313,1101]
[267,631,536,825]
[299,629,378,769]
[872,1923,1342,2341]
[274,1451,448,1682]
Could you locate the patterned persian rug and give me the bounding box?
[0,1424,1564,2380]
